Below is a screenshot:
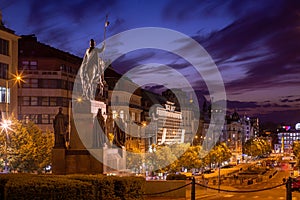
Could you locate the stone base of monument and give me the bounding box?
[52,99,127,175]
[52,146,127,175]
[89,146,127,175]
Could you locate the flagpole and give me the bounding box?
[101,14,109,98]
[104,14,108,41]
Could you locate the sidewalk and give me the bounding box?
[144,182,237,200]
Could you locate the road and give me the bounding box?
[145,162,300,200]
[193,170,300,200]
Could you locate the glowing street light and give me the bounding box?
[5,72,24,118]
[0,119,12,173]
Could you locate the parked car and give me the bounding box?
[180,172,193,180]
[203,169,215,174]
[291,176,300,192]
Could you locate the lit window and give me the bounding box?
[42,114,50,124]
[30,114,38,124]
[112,110,117,119]
[131,112,136,121]
[29,61,37,70]
[31,97,38,106]
[120,110,124,119]
[50,97,57,106]
[42,97,49,106]
[0,87,9,103]
[23,97,30,106]
[20,60,37,70]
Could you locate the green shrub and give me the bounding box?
[111,176,145,200]
[64,174,117,200]
[4,175,94,200]
[0,174,145,200]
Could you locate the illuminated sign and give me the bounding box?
[296,123,300,130]
[282,126,291,131]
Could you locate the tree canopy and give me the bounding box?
[0,118,54,173]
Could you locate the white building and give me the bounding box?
[156,101,185,145]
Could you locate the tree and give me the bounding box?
[292,140,300,162]
[204,143,231,168]
[170,145,204,172]
[0,118,54,173]
[126,147,143,174]
[242,137,271,158]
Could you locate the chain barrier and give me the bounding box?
[143,182,192,196]
[195,182,286,193]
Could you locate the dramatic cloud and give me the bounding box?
[2,0,299,124]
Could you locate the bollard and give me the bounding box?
[191,177,195,200]
[286,177,292,200]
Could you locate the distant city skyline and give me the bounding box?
[1,0,300,125]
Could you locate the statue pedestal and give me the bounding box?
[52,146,127,175]
[52,99,127,175]
[89,146,127,174]
[52,148,66,175]
[70,99,106,149]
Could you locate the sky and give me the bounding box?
[1,0,300,126]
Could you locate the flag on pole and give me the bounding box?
[105,15,109,27]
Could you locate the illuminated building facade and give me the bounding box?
[277,125,300,153]
[156,101,185,145]
[18,35,81,130]
[0,12,19,118]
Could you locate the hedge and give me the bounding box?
[64,174,117,200]
[0,174,145,200]
[4,175,94,200]
[65,174,145,200]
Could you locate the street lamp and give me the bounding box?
[0,119,12,173]
[5,72,24,118]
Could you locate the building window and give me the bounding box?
[50,97,57,106]
[62,98,68,107]
[42,114,50,124]
[22,97,30,105]
[22,96,40,106]
[42,97,49,106]
[0,38,9,56]
[30,114,38,124]
[120,110,124,119]
[0,62,8,79]
[23,79,38,88]
[0,87,9,103]
[112,110,117,119]
[40,79,61,89]
[131,112,136,121]
[20,60,37,70]
[31,97,38,106]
